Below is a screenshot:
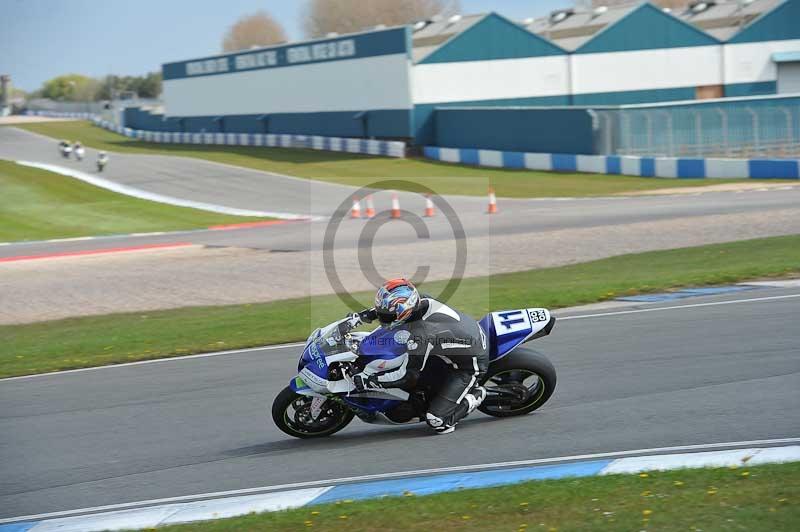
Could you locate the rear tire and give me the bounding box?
[479,347,557,418]
[272,387,354,439]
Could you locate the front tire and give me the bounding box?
[479,347,557,417]
[272,387,354,439]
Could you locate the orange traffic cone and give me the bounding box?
[391,192,401,219]
[365,195,376,218]
[350,197,362,219]
[423,194,435,217]
[487,187,498,214]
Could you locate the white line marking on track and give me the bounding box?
[0,343,305,382]
[2,437,797,524]
[557,293,800,320]
[3,292,798,382]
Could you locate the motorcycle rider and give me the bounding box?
[343,278,488,434]
[96,151,109,172]
[73,141,85,161]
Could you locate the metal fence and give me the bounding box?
[593,95,800,158]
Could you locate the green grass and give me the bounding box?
[0,160,267,242]
[1,235,798,378]
[150,462,799,531]
[14,120,760,198]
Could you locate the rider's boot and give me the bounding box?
[426,412,455,434]
[426,386,487,435]
[465,386,487,414]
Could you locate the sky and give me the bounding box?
[0,0,573,92]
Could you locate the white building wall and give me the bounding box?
[412,55,570,104]
[723,39,800,85]
[571,45,723,95]
[163,54,412,116]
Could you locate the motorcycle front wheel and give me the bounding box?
[479,347,557,418]
[272,387,354,439]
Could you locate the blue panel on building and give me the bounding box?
[577,3,718,54]
[729,0,800,43]
[163,27,409,80]
[125,109,411,139]
[724,81,778,97]
[434,107,595,154]
[572,86,697,106]
[420,13,564,64]
[413,95,570,146]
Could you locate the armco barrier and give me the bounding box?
[22,111,406,158]
[423,146,800,179]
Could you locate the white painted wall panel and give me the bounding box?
[412,56,570,104]
[572,46,722,94]
[705,158,748,178]
[478,149,504,167]
[576,155,605,173]
[654,158,678,178]
[724,40,800,85]
[163,54,412,116]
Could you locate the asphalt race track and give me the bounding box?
[3,125,800,324]
[3,125,800,258]
[2,288,798,519]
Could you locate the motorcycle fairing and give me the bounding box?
[480,308,555,362]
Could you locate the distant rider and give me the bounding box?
[73,141,85,161]
[59,140,72,158]
[96,151,109,172]
[342,278,488,434]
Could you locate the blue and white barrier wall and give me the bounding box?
[423,146,800,179]
[22,111,406,158]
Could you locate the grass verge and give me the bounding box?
[0,160,267,242]
[1,235,798,378]
[13,120,760,198]
[149,462,799,531]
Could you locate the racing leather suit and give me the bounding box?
[348,297,489,433]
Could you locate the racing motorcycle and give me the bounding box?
[272,307,557,438]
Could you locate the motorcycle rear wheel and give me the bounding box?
[479,347,557,418]
[272,387,354,439]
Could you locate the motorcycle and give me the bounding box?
[60,145,72,158]
[97,157,108,172]
[74,146,85,161]
[272,307,557,438]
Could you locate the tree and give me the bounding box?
[222,11,287,52]
[40,74,100,102]
[303,0,460,38]
[93,72,162,101]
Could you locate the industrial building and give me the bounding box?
[124,0,799,150]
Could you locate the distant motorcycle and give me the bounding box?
[74,144,85,161]
[272,307,557,438]
[96,152,109,172]
[59,141,72,159]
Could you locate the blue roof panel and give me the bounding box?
[576,3,718,55]
[729,0,800,43]
[419,13,565,64]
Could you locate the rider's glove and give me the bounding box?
[353,373,379,392]
[345,312,362,328]
[358,308,378,324]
